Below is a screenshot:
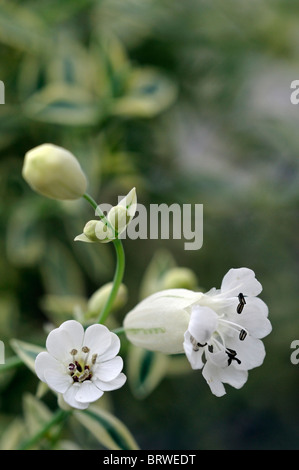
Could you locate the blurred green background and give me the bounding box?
[0,0,299,450]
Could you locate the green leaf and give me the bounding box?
[23,83,100,126]
[10,339,44,374]
[0,417,25,450]
[40,240,85,296]
[139,249,176,299]
[6,201,45,267]
[23,394,54,439]
[127,345,169,399]
[74,405,139,450]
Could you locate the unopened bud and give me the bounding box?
[162,268,198,290]
[108,205,129,234]
[22,143,87,200]
[87,282,128,317]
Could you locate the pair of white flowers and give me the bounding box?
[22,143,271,405]
[36,268,271,408]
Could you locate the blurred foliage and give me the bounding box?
[0,0,299,450]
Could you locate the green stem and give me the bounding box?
[113,326,125,336]
[82,193,126,325]
[18,409,71,450]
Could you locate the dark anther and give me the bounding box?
[237,293,246,314]
[239,329,247,341]
[190,335,207,351]
[75,361,82,373]
[226,348,242,366]
[208,344,214,353]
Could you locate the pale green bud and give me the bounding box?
[118,187,137,218]
[75,187,137,243]
[162,268,198,291]
[87,282,128,317]
[22,143,87,200]
[75,219,114,243]
[108,205,129,234]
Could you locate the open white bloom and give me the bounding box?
[75,187,137,243]
[124,268,272,397]
[35,320,126,410]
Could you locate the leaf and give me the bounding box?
[111,67,177,118]
[10,339,44,374]
[0,417,25,450]
[23,83,100,126]
[40,240,85,296]
[127,345,169,399]
[6,201,45,267]
[40,294,88,325]
[74,405,139,450]
[139,249,176,299]
[23,393,54,438]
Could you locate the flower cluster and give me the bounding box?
[124,268,272,396]
[75,188,137,244]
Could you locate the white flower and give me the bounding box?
[22,143,87,200]
[124,268,272,397]
[75,188,137,243]
[35,320,126,410]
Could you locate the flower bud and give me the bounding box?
[87,282,128,318]
[162,268,198,290]
[83,220,100,242]
[75,187,137,243]
[22,143,87,200]
[108,205,129,234]
[74,219,114,243]
[123,289,202,354]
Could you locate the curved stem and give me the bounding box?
[18,409,71,450]
[82,193,126,325]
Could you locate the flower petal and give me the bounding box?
[228,297,272,339]
[202,361,248,397]
[35,351,72,393]
[63,383,89,410]
[75,381,104,404]
[220,268,262,297]
[46,320,84,363]
[83,324,112,356]
[189,305,218,345]
[93,356,124,382]
[93,372,127,391]
[35,351,62,383]
[225,334,266,370]
[44,367,72,394]
[97,333,120,362]
[183,331,204,369]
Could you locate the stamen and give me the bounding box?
[190,335,207,351]
[226,348,241,366]
[78,369,91,382]
[239,329,247,341]
[82,346,90,353]
[237,293,246,314]
[70,349,78,356]
[68,363,76,373]
[92,353,97,364]
[219,318,248,341]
